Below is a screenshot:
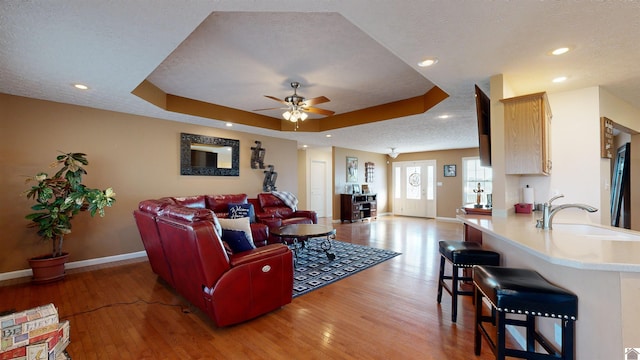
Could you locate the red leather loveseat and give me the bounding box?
[250,193,318,242]
[133,194,294,326]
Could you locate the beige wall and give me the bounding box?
[384,148,480,219]
[333,147,389,220]
[0,94,299,273]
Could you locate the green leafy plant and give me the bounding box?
[23,152,116,258]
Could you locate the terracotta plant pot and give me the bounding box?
[28,253,69,284]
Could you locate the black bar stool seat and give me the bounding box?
[473,265,578,360]
[437,240,500,322]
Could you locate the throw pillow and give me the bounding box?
[217,217,255,248]
[221,229,254,253]
[228,203,256,223]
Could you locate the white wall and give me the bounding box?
[518,87,603,224]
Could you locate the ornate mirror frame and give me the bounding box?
[180,132,240,176]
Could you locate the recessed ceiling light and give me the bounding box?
[438,114,450,119]
[552,76,568,83]
[302,145,308,148]
[325,134,332,138]
[551,47,570,56]
[73,84,88,90]
[418,57,439,67]
[225,122,233,127]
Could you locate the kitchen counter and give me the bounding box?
[457,212,640,359]
[458,212,640,272]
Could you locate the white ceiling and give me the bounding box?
[2,1,639,155]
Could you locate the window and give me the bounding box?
[462,157,492,205]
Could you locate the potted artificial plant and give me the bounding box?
[23,152,116,283]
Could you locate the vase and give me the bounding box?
[28,253,69,284]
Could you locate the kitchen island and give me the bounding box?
[457,212,640,359]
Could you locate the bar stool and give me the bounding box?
[437,240,500,322]
[473,265,578,360]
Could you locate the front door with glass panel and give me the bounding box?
[392,160,436,218]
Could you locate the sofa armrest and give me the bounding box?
[207,245,293,326]
[229,244,290,267]
[291,210,317,224]
[250,222,269,247]
[257,216,282,228]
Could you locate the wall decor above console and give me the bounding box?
[180,132,240,176]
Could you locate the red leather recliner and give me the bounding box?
[133,199,175,287]
[251,193,318,244]
[253,193,318,227]
[155,205,293,327]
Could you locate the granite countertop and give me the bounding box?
[457,213,640,272]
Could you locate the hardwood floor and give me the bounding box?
[1,216,497,359]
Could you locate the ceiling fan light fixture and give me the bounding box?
[283,111,292,121]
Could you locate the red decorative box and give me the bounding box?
[514,203,533,214]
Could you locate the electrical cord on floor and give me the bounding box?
[60,299,192,320]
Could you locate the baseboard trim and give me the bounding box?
[0,251,148,282]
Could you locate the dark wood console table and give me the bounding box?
[340,194,377,223]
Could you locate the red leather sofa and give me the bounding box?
[249,192,318,243]
[252,192,318,226]
[133,194,294,327]
[161,194,272,247]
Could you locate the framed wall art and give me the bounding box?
[346,156,358,182]
[365,161,375,183]
[444,164,456,177]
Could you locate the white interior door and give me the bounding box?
[392,160,436,218]
[310,160,327,217]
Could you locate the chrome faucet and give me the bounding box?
[536,194,598,229]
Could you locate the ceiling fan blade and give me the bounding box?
[252,107,283,112]
[302,107,335,116]
[264,95,288,104]
[302,96,330,106]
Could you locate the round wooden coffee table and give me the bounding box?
[271,224,336,261]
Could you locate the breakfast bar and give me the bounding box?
[457,212,640,359]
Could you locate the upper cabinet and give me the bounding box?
[501,92,552,175]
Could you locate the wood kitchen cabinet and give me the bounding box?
[501,92,552,175]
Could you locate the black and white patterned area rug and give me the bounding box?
[291,239,401,298]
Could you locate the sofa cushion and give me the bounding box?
[228,203,255,223]
[138,199,171,215]
[221,229,254,253]
[261,206,294,219]
[163,205,214,222]
[206,194,248,215]
[258,193,286,208]
[217,217,255,247]
[170,195,206,209]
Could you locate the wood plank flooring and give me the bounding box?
[0,216,498,359]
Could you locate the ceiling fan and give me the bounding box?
[254,82,335,124]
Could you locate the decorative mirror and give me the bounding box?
[180,132,240,176]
